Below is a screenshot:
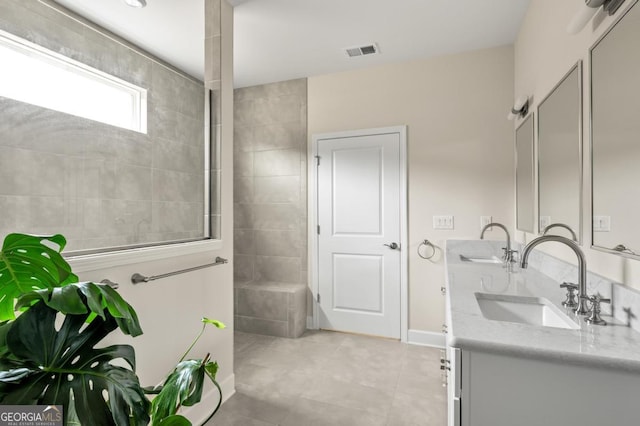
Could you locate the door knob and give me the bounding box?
[384,242,399,250]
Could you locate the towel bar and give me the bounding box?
[131,256,229,284]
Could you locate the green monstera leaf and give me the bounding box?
[150,358,207,424]
[0,301,150,426]
[156,415,191,426]
[149,355,222,426]
[16,282,143,337]
[0,233,77,320]
[146,317,225,424]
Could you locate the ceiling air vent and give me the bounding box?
[344,43,379,58]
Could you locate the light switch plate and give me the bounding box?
[594,216,611,232]
[480,216,492,230]
[433,215,454,230]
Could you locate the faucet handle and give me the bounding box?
[502,248,519,263]
[589,294,611,303]
[584,294,611,326]
[501,247,508,260]
[560,282,579,308]
[560,282,579,290]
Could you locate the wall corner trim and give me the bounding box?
[306,315,316,330]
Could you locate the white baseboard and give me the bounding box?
[407,329,445,348]
[219,373,236,404]
[305,321,442,347]
[183,373,235,426]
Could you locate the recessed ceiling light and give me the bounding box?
[124,0,147,8]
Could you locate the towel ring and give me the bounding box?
[418,239,436,260]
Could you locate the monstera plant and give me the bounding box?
[0,233,224,425]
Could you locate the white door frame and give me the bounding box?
[308,126,408,342]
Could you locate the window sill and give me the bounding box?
[67,239,224,273]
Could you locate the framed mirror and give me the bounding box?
[537,62,582,243]
[0,0,220,254]
[591,0,640,257]
[516,114,535,233]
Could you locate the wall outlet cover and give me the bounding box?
[433,215,454,230]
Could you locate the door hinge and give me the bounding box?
[317,225,320,235]
[317,293,321,303]
[315,155,320,166]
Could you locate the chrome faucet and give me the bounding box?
[542,223,577,242]
[480,222,515,263]
[520,235,590,315]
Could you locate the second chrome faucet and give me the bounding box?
[480,222,517,264]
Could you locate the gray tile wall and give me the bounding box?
[0,0,210,251]
[233,79,308,286]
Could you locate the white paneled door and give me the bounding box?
[316,130,402,338]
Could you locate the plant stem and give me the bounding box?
[177,322,206,364]
[148,324,210,393]
[204,370,223,419]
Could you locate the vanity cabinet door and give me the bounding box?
[463,349,640,426]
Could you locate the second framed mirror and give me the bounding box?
[537,62,582,243]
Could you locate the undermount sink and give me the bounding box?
[475,293,580,330]
[460,254,503,264]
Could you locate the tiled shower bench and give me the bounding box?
[234,281,307,338]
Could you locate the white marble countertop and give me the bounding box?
[445,240,640,372]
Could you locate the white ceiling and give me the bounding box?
[52,0,531,88]
[232,0,531,88]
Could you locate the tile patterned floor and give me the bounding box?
[207,330,447,426]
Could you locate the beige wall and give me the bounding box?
[308,46,515,333]
[514,0,640,288]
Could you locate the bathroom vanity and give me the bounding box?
[443,240,640,426]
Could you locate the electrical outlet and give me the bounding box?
[593,215,611,232]
[433,215,454,230]
[539,216,551,230]
[480,216,492,230]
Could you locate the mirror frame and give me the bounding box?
[536,61,583,243]
[516,113,535,233]
[589,0,640,259]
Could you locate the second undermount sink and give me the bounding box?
[475,293,580,330]
[460,254,503,264]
